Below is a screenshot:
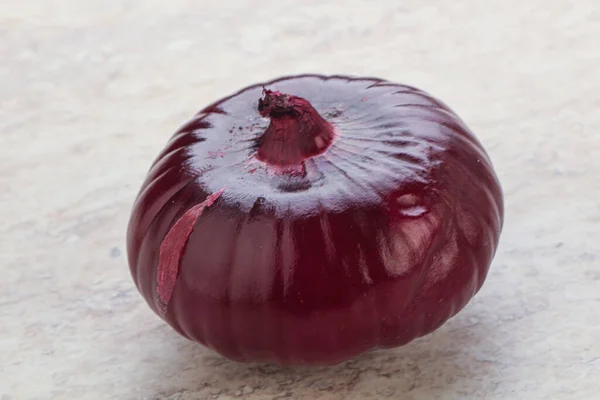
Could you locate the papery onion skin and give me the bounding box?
[126,74,504,365]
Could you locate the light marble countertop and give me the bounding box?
[2,1,599,399]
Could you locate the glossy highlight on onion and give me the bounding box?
[126,74,504,365]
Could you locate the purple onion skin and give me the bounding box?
[126,74,504,366]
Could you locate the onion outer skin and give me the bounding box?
[126,74,504,365]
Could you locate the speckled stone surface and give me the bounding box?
[1,1,599,399]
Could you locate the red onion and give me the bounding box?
[127,74,504,365]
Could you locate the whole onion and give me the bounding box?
[127,74,504,365]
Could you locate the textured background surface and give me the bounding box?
[1,1,599,399]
